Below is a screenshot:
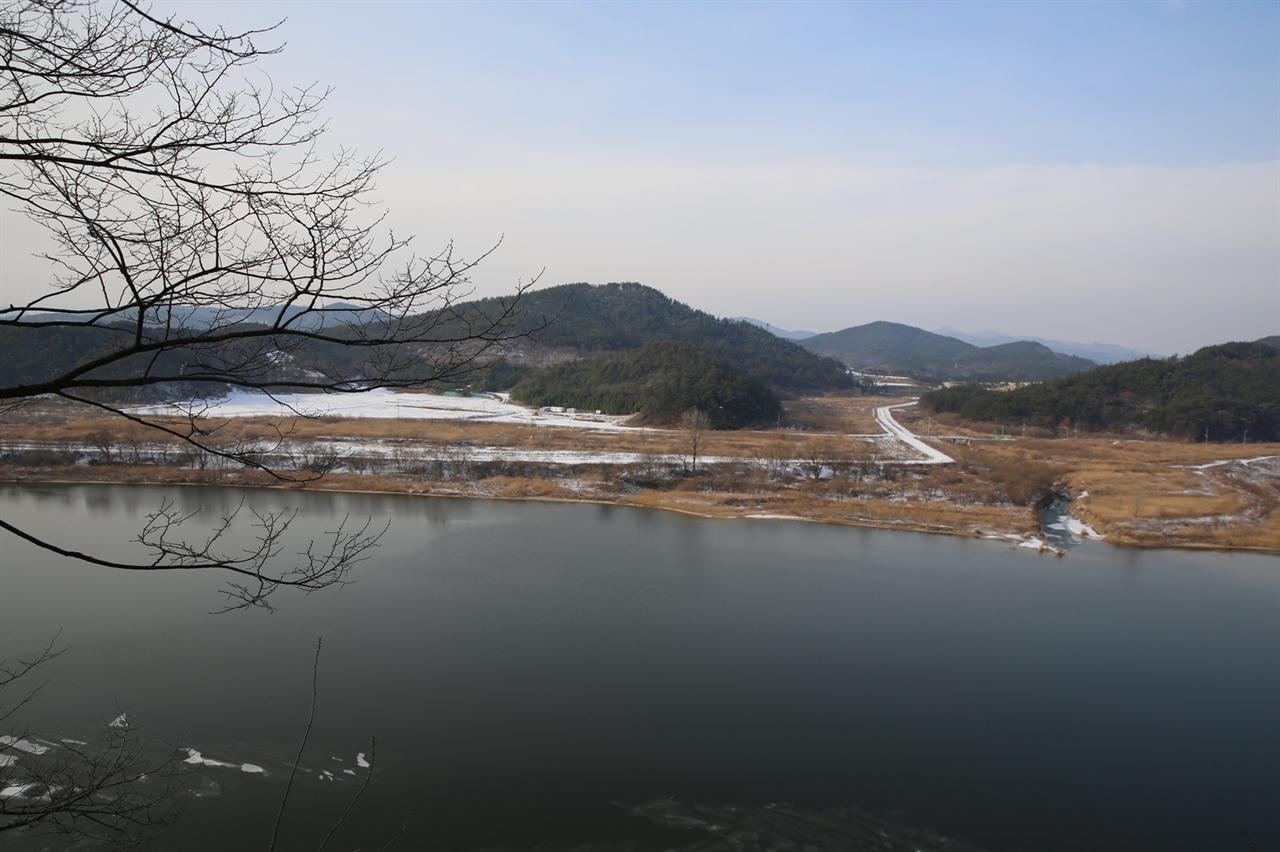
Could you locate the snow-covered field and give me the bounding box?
[132,388,638,431]
[125,391,959,468]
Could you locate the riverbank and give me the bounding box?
[0,463,1045,546]
[1,393,1276,553]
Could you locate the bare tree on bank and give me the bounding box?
[680,407,711,474]
[0,0,535,605]
[1,0,533,843]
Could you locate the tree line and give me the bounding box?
[921,341,1280,442]
[508,340,783,428]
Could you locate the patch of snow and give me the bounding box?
[1065,516,1103,539]
[1175,454,1280,472]
[129,388,643,431]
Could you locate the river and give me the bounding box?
[0,484,1276,851]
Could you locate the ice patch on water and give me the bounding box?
[184,748,264,773]
[0,736,51,755]
[109,713,128,728]
[0,783,37,800]
[0,754,19,767]
[356,752,370,768]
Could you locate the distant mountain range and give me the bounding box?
[20,302,391,329]
[796,321,1098,381]
[13,282,1271,415]
[732,317,816,340]
[739,317,1158,367]
[741,315,1158,367]
[932,327,1161,365]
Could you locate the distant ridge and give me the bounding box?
[933,327,1161,365]
[732,317,816,340]
[20,302,391,329]
[1257,335,1280,349]
[799,321,1096,381]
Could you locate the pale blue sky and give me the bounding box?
[16,1,1280,353]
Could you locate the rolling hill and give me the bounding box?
[466,282,856,395]
[798,321,1097,381]
[508,340,783,428]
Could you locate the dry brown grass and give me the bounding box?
[784,395,884,433]
[4,395,1276,552]
[958,437,1280,550]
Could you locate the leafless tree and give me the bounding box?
[0,0,533,843]
[0,0,535,605]
[679,407,711,474]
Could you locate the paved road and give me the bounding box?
[874,401,955,464]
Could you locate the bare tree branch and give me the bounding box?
[0,632,64,727]
[1,0,539,600]
[270,637,320,852]
[0,499,386,613]
[0,645,187,846]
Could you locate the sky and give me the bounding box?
[7,1,1280,354]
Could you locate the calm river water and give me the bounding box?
[0,484,1276,851]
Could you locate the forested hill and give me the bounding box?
[0,283,852,400]
[509,341,783,428]
[798,321,1097,381]
[466,282,855,394]
[921,341,1280,442]
[1258,335,1280,349]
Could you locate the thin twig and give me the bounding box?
[269,638,321,852]
[374,815,413,852]
[316,737,375,852]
